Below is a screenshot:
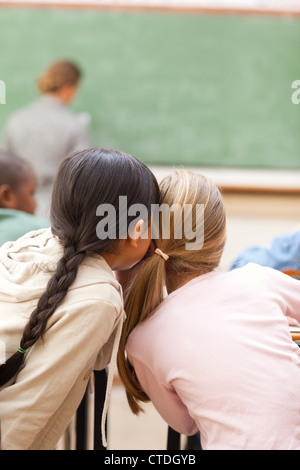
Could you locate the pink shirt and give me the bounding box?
[126,263,300,450]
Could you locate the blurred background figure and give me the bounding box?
[229,227,300,273]
[2,60,91,218]
[0,150,48,247]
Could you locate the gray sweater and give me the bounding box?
[3,95,91,185]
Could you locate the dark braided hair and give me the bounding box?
[0,148,160,387]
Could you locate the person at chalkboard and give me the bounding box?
[2,60,91,218]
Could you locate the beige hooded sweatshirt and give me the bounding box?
[0,228,125,450]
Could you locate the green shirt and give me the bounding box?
[0,208,48,247]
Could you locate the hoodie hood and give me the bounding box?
[0,228,119,304]
[0,228,62,303]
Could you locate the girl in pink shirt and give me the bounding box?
[117,170,300,450]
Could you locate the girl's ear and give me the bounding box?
[128,219,146,247]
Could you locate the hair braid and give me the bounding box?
[0,148,160,389]
[0,246,85,387]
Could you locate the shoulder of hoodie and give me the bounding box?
[0,227,124,310]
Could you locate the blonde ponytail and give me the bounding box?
[117,252,166,414]
[117,170,226,414]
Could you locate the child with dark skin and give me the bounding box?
[0,151,47,246]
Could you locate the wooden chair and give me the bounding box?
[281,269,300,280]
[290,330,300,343]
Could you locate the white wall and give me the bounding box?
[1,0,300,12]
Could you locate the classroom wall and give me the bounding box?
[0,6,299,169]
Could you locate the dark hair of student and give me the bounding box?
[0,148,160,387]
[0,150,32,190]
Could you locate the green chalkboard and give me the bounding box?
[0,7,299,169]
